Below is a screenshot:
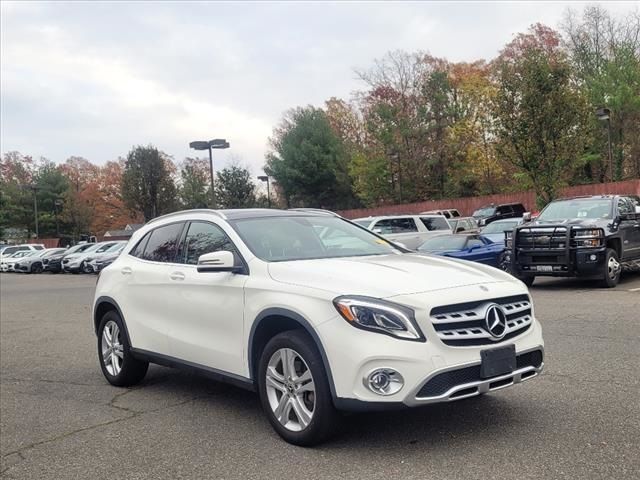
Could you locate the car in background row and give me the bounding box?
[417,234,506,268]
[420,208,461,219]
[0,244,45,263]
[353,214,452,249]
[479,218,526,243]
[473,203,526,227]
[13,248,67,273]
[85,242,127,273]
[62,241,125,273]
[1,250,37,272]
[448,216,479,233]
[45,243,94,273]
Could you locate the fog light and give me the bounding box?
[590,254,597,261]
[365,369,404,396]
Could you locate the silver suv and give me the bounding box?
[353,215,452,249]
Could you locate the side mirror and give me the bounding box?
[636,206,640,214]
[372,228,383,234]
[522,212,532,222]
[456,227,464,233]
[197,251,242,273]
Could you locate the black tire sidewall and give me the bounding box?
[97,311,148,386]
[601,248,621,288]
[257,330,337,446]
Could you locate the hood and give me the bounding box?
[267,253,514,298]
[531,218,609,228]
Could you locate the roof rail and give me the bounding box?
[146,209,227,226]
[288,208,341,217]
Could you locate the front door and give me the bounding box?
[165,221,247,376]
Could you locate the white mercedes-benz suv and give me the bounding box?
[93,208,544,445]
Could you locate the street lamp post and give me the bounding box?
[596,107,613,182]
[189,138,230,208]
[257,175,271,208]
[20,184,39,238]
[54,198,64,236]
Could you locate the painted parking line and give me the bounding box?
[629,287,640,292]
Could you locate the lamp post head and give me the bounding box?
[189,141,211,150]
[596,107,611,121]
[210,139,230,149]
[257,175,268,182]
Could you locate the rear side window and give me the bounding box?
[139,223,185,263]
[179,222,235,265]
[419,217,450,231]
[498,206,513,215]
[130,233,150,258]
[374,218,418,233]
[33,245,44,250]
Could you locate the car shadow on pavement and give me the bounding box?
[138,367,533,449]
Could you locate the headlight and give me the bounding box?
[574,229,602,237]
[333,296,425,341]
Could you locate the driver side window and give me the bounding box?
[179,222,235,265]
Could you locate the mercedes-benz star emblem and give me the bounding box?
[485,304,507,339]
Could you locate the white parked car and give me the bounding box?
[62,241,124,273]
[353,214,452,249]
[85,242,127,273]
[13,248,67,273]
[0,244,45,263]
[1,250,37,272]
[93,209,544,445]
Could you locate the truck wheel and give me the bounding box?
[600,248,621,288]
[520,276,535,287]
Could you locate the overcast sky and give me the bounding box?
[1,1,636,175]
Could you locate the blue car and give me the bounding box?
[417,234,506,268]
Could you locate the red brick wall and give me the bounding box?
[337,179,640,219]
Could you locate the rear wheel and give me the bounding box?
[600,248,621,288]
[258,330,339,446]
[82,261,93,274]
[98,311,148,386]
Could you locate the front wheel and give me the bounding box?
[98,311,148,386]
[600,248,621,288]
[258,331,339,446]
[30,263,44,274]
[82,261,93,274]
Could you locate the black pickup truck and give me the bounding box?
[506,195,640,288]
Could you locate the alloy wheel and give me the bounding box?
[265,348,316,432]
[607,255,621,280]
[101,320,124,376]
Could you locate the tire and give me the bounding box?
[498,252,511,274]
[30,263,43,274]
[520,276,535,287]
[258,330,339,446]
[82,261,93,274]
[600,248,621,288]
[97,311,148,387]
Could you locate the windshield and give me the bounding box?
[473,207,496,217]
[481,220,519,234]
[230,216,400,262]
[537,199,613,221]
[418,235,467,251]
[352,219,372,227]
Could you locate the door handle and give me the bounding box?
[170,272,185,281]
[121,267,132,275]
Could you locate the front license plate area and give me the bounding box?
[535,265,553,272]
[480,345,516,379]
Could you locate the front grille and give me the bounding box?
[430,295,533,346]
[516,226,568,251]
[417,349,543,397]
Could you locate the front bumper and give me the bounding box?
[511,247,607,277]
[316,287,544,411]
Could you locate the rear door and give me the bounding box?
[373,217,424,249]
[165,221,247,375]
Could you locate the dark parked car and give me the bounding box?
[417,234,506,268]
[507,195,640,288]
[45,243,92,273]
[473,203,526,227]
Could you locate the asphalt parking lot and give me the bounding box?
[1,272,639,480]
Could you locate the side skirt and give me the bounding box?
[129,348,256,392]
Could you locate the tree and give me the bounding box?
[563,6,640,180]
[265,106,357,209]
[0,152,37,237]
[34,160,69,237]
[121,145,178,221]
[179,157,211,208]
[215,164,256,208]
[493,24,589,208]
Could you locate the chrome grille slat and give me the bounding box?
[430,296,533,346]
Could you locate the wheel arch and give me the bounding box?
[606,237,622,257]
[93,296,132,345]
[248,308,337,400]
